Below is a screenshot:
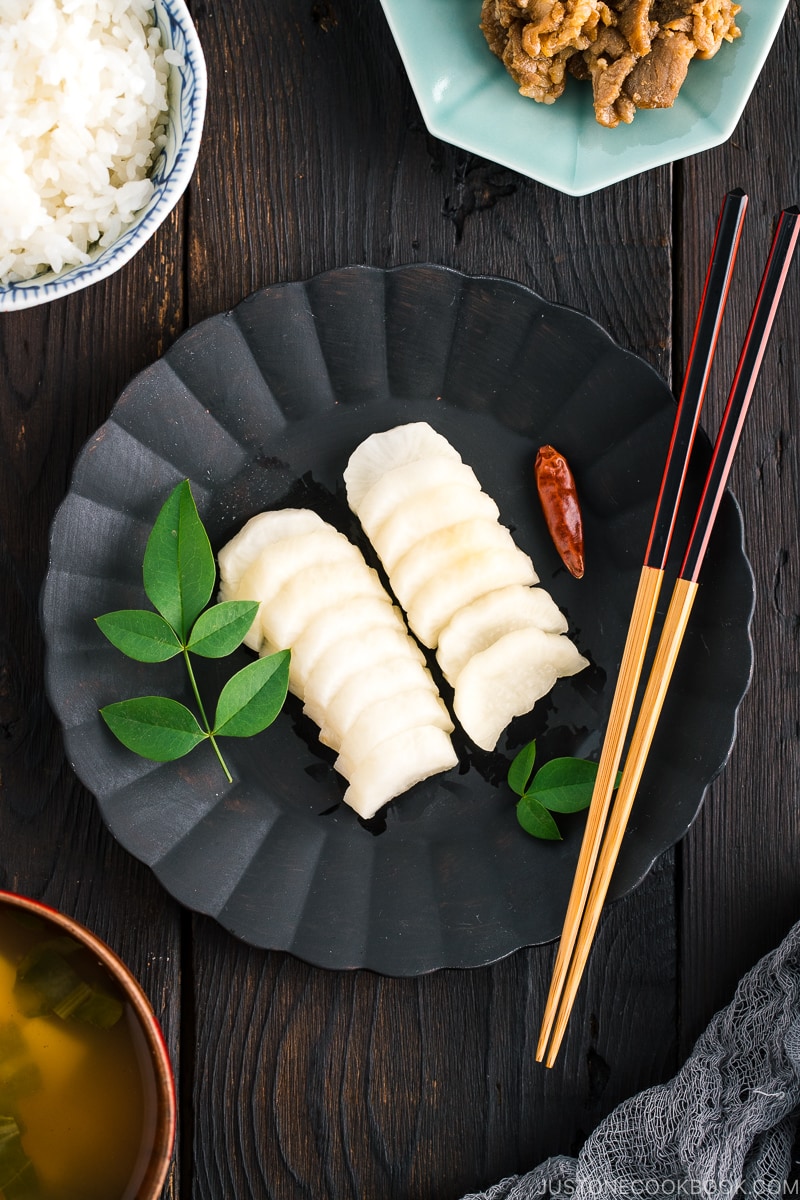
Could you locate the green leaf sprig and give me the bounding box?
[508,739,620,841]
[96,481,290,781]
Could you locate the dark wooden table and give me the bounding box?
[2,3,800,1197]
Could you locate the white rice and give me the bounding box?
[0,0,177,285]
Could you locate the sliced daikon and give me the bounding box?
[288,599,407,698]
[406,546,538,648]
[259,562,389,649]
[218,504,458,817]
[237,529,361,600]
[217,508,325,601]
[303,626,427,718]
[314,656,440,750]
[343,726,459,820]
[370,484,502,573]
[335,688,454,779]
[389,518,521,606]
[355,456,482,539]
[343,421,462,508]
[436,584,570,685]
[234,530,364,650]
[454,626,590,751]
[344,421,588,757]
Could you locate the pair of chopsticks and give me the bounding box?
[536,192,800,1069]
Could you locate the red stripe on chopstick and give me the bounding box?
[644,189,748,570]
[681,206,800,584]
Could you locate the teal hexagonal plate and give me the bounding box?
[379,1,790,196]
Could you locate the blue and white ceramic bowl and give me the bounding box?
[0,0,206,312]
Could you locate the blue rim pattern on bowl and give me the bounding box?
[378,0,791,196]
[0,0,207,312]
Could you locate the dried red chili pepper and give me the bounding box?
[534,445,585,579]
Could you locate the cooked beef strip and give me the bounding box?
[578,24,639,125]
[622,28,697,107]
[615,0,657,56]
[480,0,613,104]
[479,0,741,124]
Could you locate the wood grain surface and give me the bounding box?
[1,2,799,1198]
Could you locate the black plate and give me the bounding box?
[41,265,754,975]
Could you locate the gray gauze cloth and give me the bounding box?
[463,919,800,1200]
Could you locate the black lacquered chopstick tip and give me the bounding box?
[644,189,748,571]
[680,206,800,583]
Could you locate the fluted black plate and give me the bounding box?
[42,265,754,975]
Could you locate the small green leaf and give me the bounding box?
[516,793,562,840]
[95,609,182,662]
[100,696,207,761]
[142,480,215,640]
[508,739,537,797]
[213,651,290,738]
[528,756,606,813]
[187,601,260,658]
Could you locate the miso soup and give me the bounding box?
[0,907,159,1200]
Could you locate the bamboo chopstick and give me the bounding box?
[535,189,749,1064]
[541,205,800,1069]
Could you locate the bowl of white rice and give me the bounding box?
[0,0,206,311]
